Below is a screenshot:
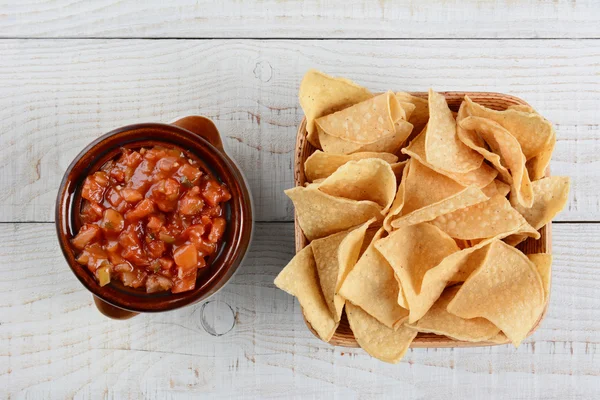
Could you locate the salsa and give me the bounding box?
[71,146,231,293]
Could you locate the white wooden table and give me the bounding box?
[1,1,599,398]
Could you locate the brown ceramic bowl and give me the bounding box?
[56,116,253,319]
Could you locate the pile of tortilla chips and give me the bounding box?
[275,70,570,364]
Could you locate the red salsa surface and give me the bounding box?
[71,146,231,293]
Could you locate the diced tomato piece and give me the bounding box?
[119,268,147,288]
[114,263,133,273]
[120,188,143,203]
[178,187,204,215]
[119,224,149,266]
[146,214,165,231]
[173,244,198,272]
[71,224,100,250]
[146,274,174,293]
[80,201,104,223]
[102,209,125,233]
[107,249,127,265]
[172,269,197,293]
[83,243,109,272]
[191,237,216,256]
[158,257,174,270]
[201,205,222,218]
[185,225,206,241]
[105,239,120,253]
[208,217,226,243]
[81,174,108,203]
[143,147,167,161]
[125,198,155,221]
[106,187,131,214]
[146,239,166,259]
[148,178,180,212]
[157,156,179,172]
[179,163,202,183]
[122,149,143,168]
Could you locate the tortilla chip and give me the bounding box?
[304,150,398,182]
[318,159,397,213]
[390,160,408,182]
[299,69,372,148]
[312,220,373,322]
[406,285,500,342]
[339,228,409,328]
[459,116,533,208]
[395,92,429,137]
[319,119,413,155]
[430,194,540,241]
[463,96,555,162]
[507,104,537,114]
[316,91,403,144]
[402,129,497,188]
[526,129,556,181]
[527,253,552,301]
[494,180,511,197]
[375,223,460,323]
[425,89,483,173]
[396,278,409,309]
[285,186,382,241]
[487,332,510,344]
[274,245,339,342]
[346,303,417,364]
[512,176,570,230]
[447,240,545,347]
[383,159,411,232]
[391,185,488,229]
[456,105,512,184]
[481,179,510,197]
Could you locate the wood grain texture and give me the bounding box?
[0,39,597,223]
[1,0,599,39]
[1,222,598,399]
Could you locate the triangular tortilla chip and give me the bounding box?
[512,176,570,230]
[402,129,497,188]
[430,194,540,241]
[425,89,483,173]
[339,228,409,329]
[274,245,339,342]
[527,253,552,301]
[346,303,417,364]
[375,223,460,323]
[304,150,398,182]
[312,220,373,322]
[318,159,397,213]
[383,159,411,232]
[316,91,403,144]
[285,186,382,241]
[463,96,555,162]
[447,241,545,347]
[395,92,429,138]
[299,69,372,148]
[406,285,500,342]
[459,116,533,208]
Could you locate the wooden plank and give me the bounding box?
[0,222,598,399]
[0,39,597,222]
[1,0,599,39]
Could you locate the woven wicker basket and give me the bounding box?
[293,92,551,348]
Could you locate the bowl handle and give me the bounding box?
[93,296,138,320]
[171,116,224,151]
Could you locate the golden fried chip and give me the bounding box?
[402,129,497,188]
[316,91,403,145]
[299,69,372,148]
[527,253,552,301]
[318,159,397,213]
[447,240,545,347]
[375,223,460,322]
[312,220,373,322]
[512,176,570,230]
[346,303,417,364]
[274,245,339,342]
[430,194,540,241]
[407,285,500,342]
[459,116,533,208]
[391,185,488,229]
[319,119,413,155]
[390,160,408,182]
[339,228,409,328]
[507,104,537,114]
[383,159,411,232]
[395,92,429,137]
[285,186,382,241]
[487,332,509,344]
[304,150,398,182]
[425,89,483,173]
[463,96,555,162]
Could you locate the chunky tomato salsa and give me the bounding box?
[71,146,231,293]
